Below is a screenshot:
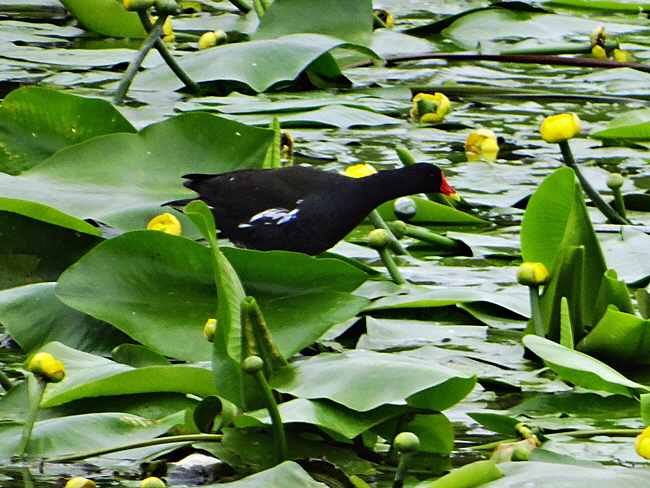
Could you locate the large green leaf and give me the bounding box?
[0,86,136,174]
[0,112,273,230]
[0,198,102,283]
[0,411,184,461]
[253,0,374,45]
[0,283,130,356]
[36,342,217,407]
[59,0,145,38]
[521,168,608,333]
[577,306,650,366]
[201,461,328,487]
[590,107,650,140]
[270,349,476,412]
[55,231,369,362]
[131,34,378,93]
[522,335,649,397]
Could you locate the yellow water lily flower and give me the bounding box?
[203,318,217,342]
[198,30,227,49]
[539,113,581,143]
[635,426,650,459]
[141,477,166,488]
[65,478,96,488]
[28,352,65,383]
[591,45,607,60]
[465,128,499,162]
[147,213,181,235]
[344,164,378,178]
[613,49,629,62]
[516,262,550,287]
[410,93,451,125]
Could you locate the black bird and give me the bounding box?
[167,163,456,255]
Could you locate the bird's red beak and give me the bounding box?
[440,173,459,200]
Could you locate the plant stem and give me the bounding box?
[369,210,409,255]
[0,368,13,391]
[113,15,166,105]
[378,248,406,285]
[392,451,413,488]
[528,285,545,337]
[611,185,628,221]
[228,0,251,14]
[558,140,631,225]
[252,367,287,463]
[15,375,47,459]
[138,11,201,95]
[47,434,223,463]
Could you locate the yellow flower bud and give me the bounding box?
[591,45,607,60]
[539,113,581,143]
[517,262,550,287]
[613,49,628,62]
[344,164,378,178]
[147,213,181,235]
[367,228,391,250]
[28,352,65,383]
[198,30,227,49]
[635,426,650,459]
[374,9,394,27]
[123,0,154,11]
[465,128,499,162]
[141,477,166,488]
[203,318,217,342]
[410,93,451,125]
[65,478,96,488]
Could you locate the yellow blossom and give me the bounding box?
[147,213,181,235]
[203,318,217,342]
[613,49,628,62]
[517,262,550,287]
[28,352,65,383]
[635,426,650,459]
[465,128,499,162]
[141,477,166,488]
[410,93,451,125]
[65,478,96,488]
[374,9,394,27]
[198,30,227,49]
[539,113,581,143]
[344,164,378,178]
[591,45,607,60]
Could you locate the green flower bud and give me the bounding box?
[607,173,624,190]
[394,197,417,221]
[517,262,550,287]
[394,432,420,453]
[242,355,264,374]
[387,220,407,239]
[367,228,391,250]
[154,0,178,16]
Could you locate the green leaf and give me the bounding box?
[577,306,650,366]
[521,168,607,335]
[0,283,130,356]
[36,342,217,407]
[58,0,145,38]
[0,86,136,174]
[522,335,649,397]
[591,107,650,140]
[253,0,374,45]
[0,112,273,230]
[467,412,522,437]
[376,196,488,225]
[270,349,476,412]
[559,297,574,349]
[601,227,650,286]
[131,34,378,93]
[55,231,369,362]
[0,411,183,461]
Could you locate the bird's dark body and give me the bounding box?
[170,163,453,255]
